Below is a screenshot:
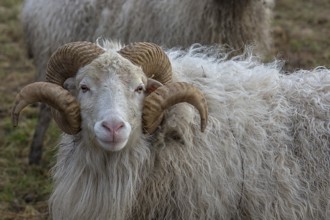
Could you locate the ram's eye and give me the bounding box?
[135,85,144,94]
[80,85,90,93]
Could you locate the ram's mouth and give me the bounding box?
[96,137,129,152]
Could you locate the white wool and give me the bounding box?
[49,42,330,220]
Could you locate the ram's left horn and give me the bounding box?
[143,82,208,134]
[119,42,172,84]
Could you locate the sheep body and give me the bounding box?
[22,0,274,164]
[22,0,274,81]
[49,42,330,220]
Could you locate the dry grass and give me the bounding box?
[272,0,330,71]
[0,1,58,219]
[0,0,329,219]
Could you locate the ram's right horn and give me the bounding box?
[12,82,81,134]
[12,42,105,134]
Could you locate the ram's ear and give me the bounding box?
[63,77,76,95]
[146,78,163,94]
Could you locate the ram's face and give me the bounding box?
[12,41,208,150]
[75,53,147,151]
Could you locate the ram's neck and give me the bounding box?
[50,133,151,220]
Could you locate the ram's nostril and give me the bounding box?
[102,121,111,132]
[114,122,125,132]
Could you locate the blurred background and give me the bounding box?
[0,0,329,219]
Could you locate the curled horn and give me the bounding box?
[46,41,105,86]
[143,82,208,134]
[12,82,80,134]
[118,42,172,84]
[119,43,208,134]
[12,42,104,134]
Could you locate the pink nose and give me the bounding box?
[101,121,125,135]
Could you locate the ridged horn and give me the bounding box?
[118,42,172,84]
[143,82,208,134]
[46,41,105,86]
[45,41,104,133]
[12,82,81,134]
[11,41,104,134]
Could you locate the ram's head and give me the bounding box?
[12,41,208,151]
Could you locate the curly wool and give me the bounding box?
[22,0,273,81]
[50,44,330,220]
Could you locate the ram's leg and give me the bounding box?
[28,103,52,164]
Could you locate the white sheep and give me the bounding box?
[12,40,330,219]
[21,0,274,164]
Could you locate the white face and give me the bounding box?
[74,54,147,151]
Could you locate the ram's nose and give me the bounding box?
[94,115,132,151]
[101,120,125,137]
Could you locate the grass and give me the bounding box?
[272,0,330,70]
[0,1,58,219]
[0,0,329,219]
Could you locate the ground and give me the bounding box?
[0,0,329,219]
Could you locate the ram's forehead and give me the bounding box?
[84,51,146,83]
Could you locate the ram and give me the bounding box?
[22,0,274,164]
[12,40,330,219]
